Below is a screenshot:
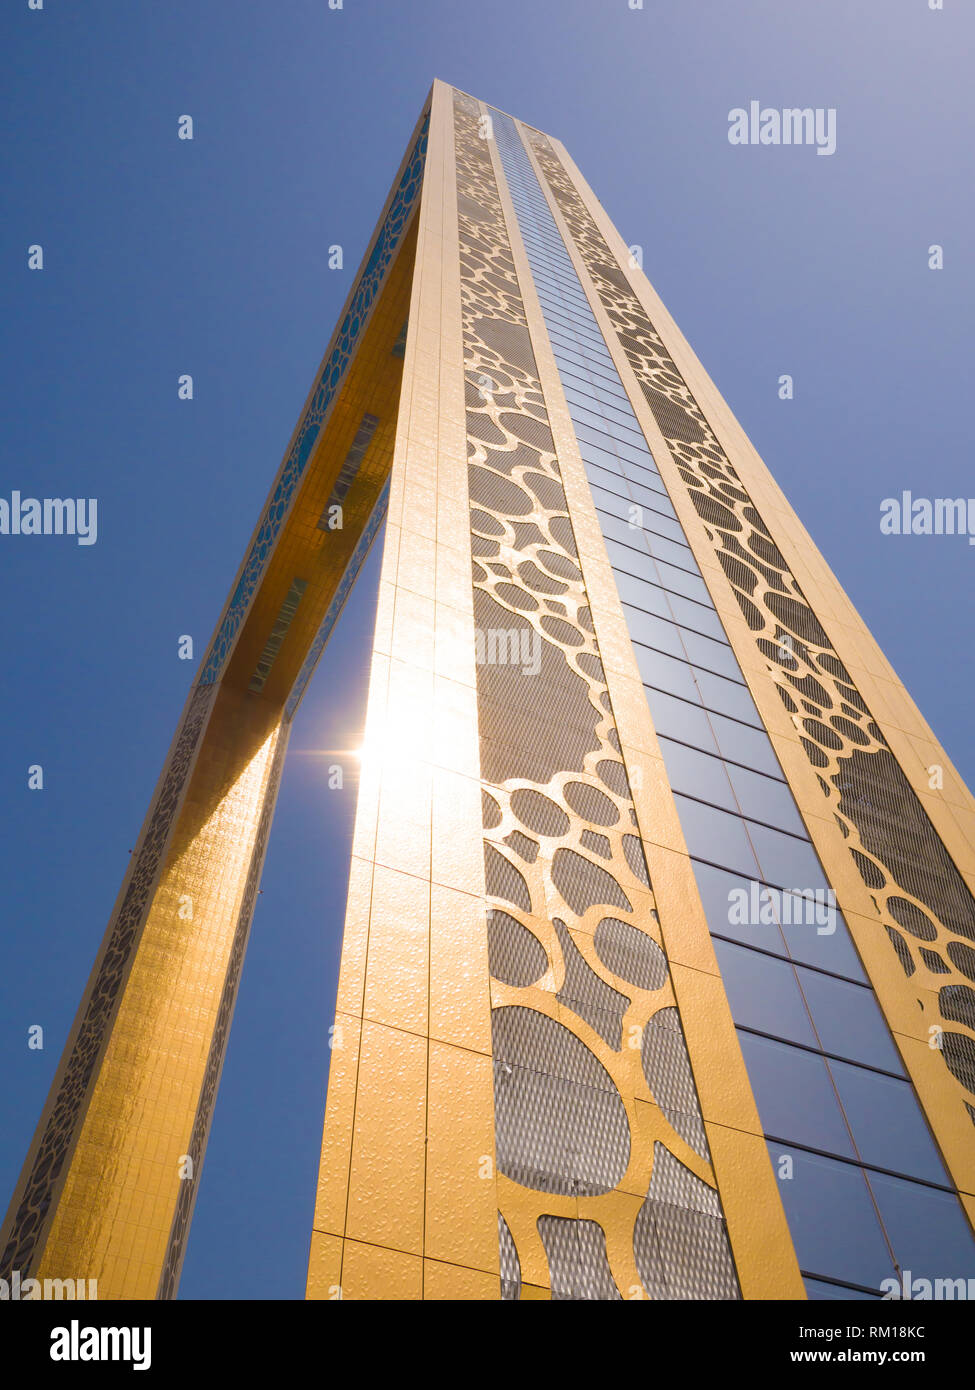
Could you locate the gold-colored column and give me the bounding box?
[43,695,283,1298]
[306,79,499,1302]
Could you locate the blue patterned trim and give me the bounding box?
[200,117,428,685]
[283,476,390,722]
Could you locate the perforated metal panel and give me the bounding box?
[538,1215,622,1300]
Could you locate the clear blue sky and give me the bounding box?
[1,0,972,1298]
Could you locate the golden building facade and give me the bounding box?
[4,82,975,1301]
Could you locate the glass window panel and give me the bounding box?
[581,389,628,408]
[657,738,737,813]
[569,403,631,437]
[561,386,605,409]
[623,594,692,642]
[574,368,623,395]
[738,1034,855,1157]
[566,395,639,431]
[550,290,597,310]
[598,420,648,448]
[662,592,726,641]
[555,354,608,378]
[746,821,825,891]
[621,470,672,504]
[584,461,628,494]
[609,432,656,462]
[562,377,610,400]
[594,402,641,431]
[613,570,673,621]
[778,904,867,982]
[640,529,699,575]
[594,497,689,552]
[552,320,608,341]
[797,971,904,1074]
[573,416,632,449]
[590,485,634,519]
[712,938,818,1047]
[609,544,662,590]
[573,355,620,383]
[548,326,603,349]
[739,1039,851,1156]
[553,337,601,358]
[639,687,720,755]
[560,363,608,387]
[556,317,605,341]
[676,634,739,677]
[868,1171,975,1282]
[541,303,584,323]
[667,618,732,658]
[648,558,712,606]
[676,630,742,682]
[582,381,631,404]
[550,346,597,369]
[623,480,680,524]
[558,356,618,387]
[552,314,597,332]
[804,1278,880,1300]
[546,305,601,328]
[691,858,867,982]
[619,455,670,488]
[633,644,701,704]
[691,860,790,957]
[620,610,686,661]
[671,795,763,878]
[829,1061,947,1185]
[586,470,627,502]
[575,374,626,399]
[591,482,661,520]
[724,762,807,836]
[692,668,762,725]
[552,349,609,376]
[577,433,625,469]
[708,711,783,777]
[630,507,694,550]
[768,1144,891,1289]
[600,512,655,554]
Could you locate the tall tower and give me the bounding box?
[4,81,974,1302]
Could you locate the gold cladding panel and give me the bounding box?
[38,691,282,1297]
[307,79,498,1299]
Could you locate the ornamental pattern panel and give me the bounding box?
[527,129,975,1112]
[0,680,218,1281]
[453,89,741,1300]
